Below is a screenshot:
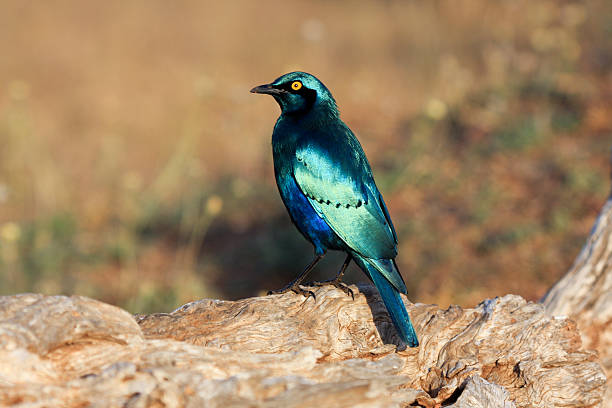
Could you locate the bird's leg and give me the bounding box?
[310,254,354,299]
[267,254,324,299]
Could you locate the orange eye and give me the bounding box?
[291,81,302,91]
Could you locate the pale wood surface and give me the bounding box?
[0,285,605,407]
[542,196,612,407]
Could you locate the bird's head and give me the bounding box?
[250,72,337,117]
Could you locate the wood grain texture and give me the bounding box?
[542,196,612,408]
[0,286,605,407]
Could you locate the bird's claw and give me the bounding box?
[310,280,354,300]
[267,285,316,300]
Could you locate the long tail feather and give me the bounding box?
[353,254,419,347]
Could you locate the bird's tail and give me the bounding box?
[352,254,419,347]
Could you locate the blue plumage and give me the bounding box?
[251,72,419,347]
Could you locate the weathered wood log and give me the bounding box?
[542,189,612,407]
[0,286,606,407]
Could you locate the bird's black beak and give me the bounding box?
[250,84,286,95]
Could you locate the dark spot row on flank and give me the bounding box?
[306,193,366,209]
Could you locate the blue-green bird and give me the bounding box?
[251,72,418,347]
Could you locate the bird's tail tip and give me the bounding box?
[353,254,420,348]
[401,324,419,348]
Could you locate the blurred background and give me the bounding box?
[0,1,611,313]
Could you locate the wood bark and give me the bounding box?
[542,188,612,407]
[0,286,606,407]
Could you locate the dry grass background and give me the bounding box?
[0,0,611,312]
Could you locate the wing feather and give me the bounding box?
[293,145,397,260]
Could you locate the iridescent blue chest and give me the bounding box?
[272,125,344,255]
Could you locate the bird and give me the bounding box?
[250,72,419,348]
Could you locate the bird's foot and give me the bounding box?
[267,284,316,300]
[310,279,354,300]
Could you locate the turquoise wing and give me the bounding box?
[293,143,405,292]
